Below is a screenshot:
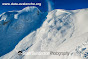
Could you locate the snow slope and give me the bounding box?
[0,7,88,59]
[0,6,47,56]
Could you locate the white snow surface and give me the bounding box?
[0,6,45,56]
[1,7,88,59]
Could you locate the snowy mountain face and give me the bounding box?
[0,7,88,59]
[0,6,47,56]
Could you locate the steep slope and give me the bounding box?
[0,6,47,56]
[1,8,88,59]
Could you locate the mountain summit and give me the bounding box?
[0,7,88,59]
[0,6,47,56]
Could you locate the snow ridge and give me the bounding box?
[0,6,47,56]
[0,7,88,59]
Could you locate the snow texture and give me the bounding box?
[0,6,88,59]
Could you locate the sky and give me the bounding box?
[0,0,88,14]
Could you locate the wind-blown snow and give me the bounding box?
[46,0,54,12]
[0,7,88,59]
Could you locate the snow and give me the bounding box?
[0,6,47,56]
[0,7,88,59]
[0,13,7,21]
[14,14,18,19]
